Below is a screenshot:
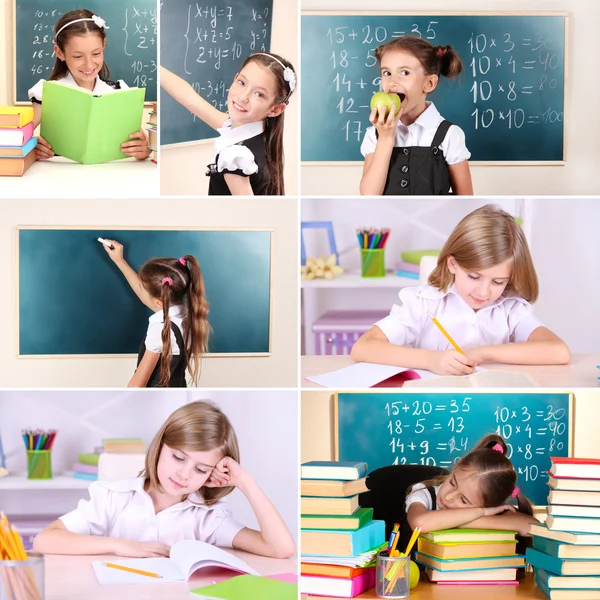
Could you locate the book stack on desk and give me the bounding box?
[0,106,37,176]
[415,528,525,583]
[72,448,102,481]
[147,102,157,164]
[300,461,385,597]
[527,457,600,600]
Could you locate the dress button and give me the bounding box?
[403,148,410,155]
[432,147,439,155]
[400,180,408,188]
[401,165,409,173]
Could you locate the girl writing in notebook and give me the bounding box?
[351,205,571,375]
[33,401,295,558]
[360,36,473,195]
[29,9,150,161]
[160,51,296,195]
[102,240,210,388]
[406,434,538,535]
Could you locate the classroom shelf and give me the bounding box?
[301,273,418,289]
[0,474,91,491]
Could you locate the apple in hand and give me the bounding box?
[370,91,402,116]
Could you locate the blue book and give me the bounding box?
[537,567,600,590]
[395,270,420,280]
[534,536,600,560]
[300,461,368,481]
[73,472,98,481]
[301,519,385,557]
[0,137,37,158]
[527,548,600,576]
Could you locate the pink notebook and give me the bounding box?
[437,581,520,585]
[301,569,375,598]
[0,122,34,147]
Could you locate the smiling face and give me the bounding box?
[379,49,438,120]
[447,256,513,311]
[55,32,105,89]
[437,467,484,510]
[227,61,285,126]
[156,443,224,497]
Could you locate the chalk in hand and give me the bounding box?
[97,237,114,249]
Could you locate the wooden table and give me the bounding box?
[301,354,600,388]
[42,551,296,599]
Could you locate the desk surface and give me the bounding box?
[44,551,296,599]
[2,157,158,199]
[301,354,600,389]
[303,571,543,599]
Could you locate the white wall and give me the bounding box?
[0,390,299,544]
[301,0,600,196]
[0,197,298,387]
[160,0,299,196]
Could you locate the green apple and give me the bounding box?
[370,91,402,116]
[409,560,420,589]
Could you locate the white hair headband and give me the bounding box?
[54,15,109,41]
[252,52,296,100]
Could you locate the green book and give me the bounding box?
[190,575,297,600]
[421,528,518,543]
[400,249,440,265]
[301,507,374,530]
[77,453,99,466]
[40,81,145,164]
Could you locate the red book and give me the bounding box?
[550,458,600,480]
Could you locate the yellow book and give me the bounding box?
[0,106,35,128]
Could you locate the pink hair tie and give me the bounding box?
[492,443,504,454]
[178,257,187,266]
[511,486,520,498]
[161,277,173,286]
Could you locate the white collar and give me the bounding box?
[399,101,442,130]
[61,71,114,95]
[213,118,265,158]
[149,305,184,323]
[418,284,525,311]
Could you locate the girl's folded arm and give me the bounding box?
[160,66,228,131]
[33,519,120,555]
[457,511,540,536]
[407,502,486,534]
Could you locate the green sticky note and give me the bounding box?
[40,81,145,164]
[190,575,297,600]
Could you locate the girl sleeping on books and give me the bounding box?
[160,51,297,195]
[28,9,150,161]
[33,401,295,559]
[405,434,539,536]
[351,204,571,375]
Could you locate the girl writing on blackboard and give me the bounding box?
[33,401,295,559]
[360,36,473,195]
[103,240,210,387]
[160,51,296,195]
[405,434,538,536]
[352,205,571,374]
[29,9,150,161]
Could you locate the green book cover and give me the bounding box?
[301,507,374,530]
[422,528,518,543]
[77,453,99,466]
[40,81,145,164]
[190,575,297,600]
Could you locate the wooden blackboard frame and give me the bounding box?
[15,225,274,359]
[333,391,575,507]
[301,11,569,166]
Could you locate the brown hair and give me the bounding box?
[139,256,210,387]
[50,9,110,81]
[413,434,534,516]
[241,52,296,195]
[141,401,240,505]
[428,204,539,302]
[375,36,463,80]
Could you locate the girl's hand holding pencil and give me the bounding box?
[429,349,478,376]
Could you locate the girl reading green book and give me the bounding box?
[28,9,150,161]
[33,401,296,559]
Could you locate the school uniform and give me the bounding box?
[28,71,128,103]
[360,102,470,195]
[375,284,543,350]
[137,305,187,388]
[207,119,269,195]
[60,477,246,547]
[405,482,441,512]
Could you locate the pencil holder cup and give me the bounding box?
[26,451,52,480]
[376,552,410,599]
[0,552,44,600]
[361,249,385,278]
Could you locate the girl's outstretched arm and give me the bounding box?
[33,519,170,557]
[465,326,571,366]
[207,457,295,558]
[448,161,473,195]
[160,66,228,131]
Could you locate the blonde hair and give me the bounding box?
[428,204,539,302]
[140,401,240,505]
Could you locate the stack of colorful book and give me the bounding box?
[73,447,103,481]
[300,461,386,598]
[147,101,157,164]
[395,260,420,280]
[415,528,525,584]
[103,438,145,453]
[527,457,600,599]
[0,106,37,176]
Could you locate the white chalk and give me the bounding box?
[97,237,114,249]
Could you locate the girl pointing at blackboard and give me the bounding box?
[28,9,150,161]
[160,51,296,195]
[360,37,473,196]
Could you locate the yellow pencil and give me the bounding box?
[428,314,464,354]
[105,563,163,578]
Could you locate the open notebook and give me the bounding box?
[92,540,259,585]
[305,362,538,388]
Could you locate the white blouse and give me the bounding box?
[405,483,442,512]
[145,305,184,355]
[213,119,263,174]
[28,71,129,101]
